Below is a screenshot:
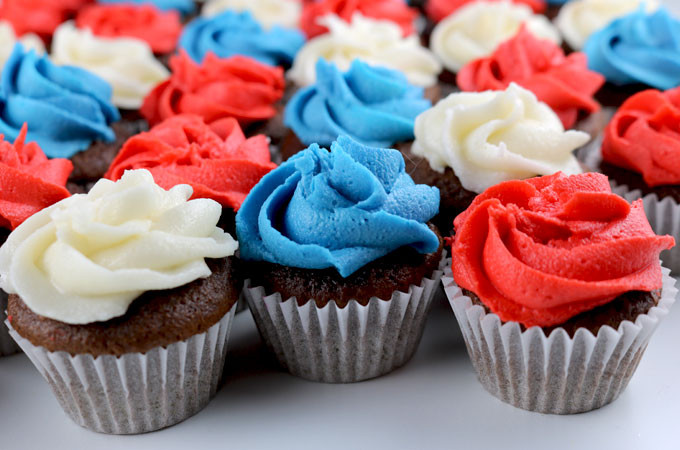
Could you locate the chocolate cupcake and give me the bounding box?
[0,170,239,434]
[443,171,676,414]
[237,136,444,383]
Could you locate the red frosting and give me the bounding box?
[76,4,181,54]
[0,125,72,230]
[141,52,285,128]
[602,87,680,187]
[452,172,675,328]
[457,27,604,129]
[105,115,276,210]
[426,0,546,22]
[300,0,418,38]
[0,0,92,41]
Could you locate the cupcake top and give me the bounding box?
[0,0,87,40]
[141,51,285,128]
[602,87,680,187]
[236,136,440,277]
[584,6,680,90]
[452,171,675,328]
[0,20,44,70]
[300,0,417,39]
[284,59,431,148]
[76,3,182,54]
[556,0,657,51]
[289,13,442,87]
[412,83,588,193]
[179,10,305,67]
[0,125,72,231]
[0,45,119,160]
[425,0,546,23]
[457,26,604,129]
[201,0,302,29]
[430,1,561,72]
[98,0,196,15]
[106,114,277,211]
[0,169,238,325]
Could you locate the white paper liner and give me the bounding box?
[243,259,445,383]
[6,307,236,434]
[442,263,677,414]
[0,290,20,356]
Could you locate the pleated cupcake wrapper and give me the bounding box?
[243,259,445,383]
[0,290,20,356]
[6,307,236,434]
[442,263,677,414]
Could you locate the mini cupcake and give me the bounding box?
[0,20,44,69]
[0,125,72,356]
[237,136,444,383]
[0,169,239,434]
[201,0,302,30]
[443,171,676,414]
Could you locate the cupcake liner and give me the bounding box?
[442,262,677,414]
[6,307,236,434]
[0,290,20,356]
[243,258,445,383]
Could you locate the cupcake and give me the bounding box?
[237,136,444,383]
[443,171,676,414]
[280,59,432,160]
[0,125,72,356]
[201,0,302,30]
[0,169,239,434]
[406,83,589,233]
[0,20,44,69]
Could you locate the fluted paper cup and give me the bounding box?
[0,290,20,356]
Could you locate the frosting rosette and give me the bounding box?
[425,0,546,23]
[106,115,276,210]
[457,27,604,129]
[236,136,440,277]
[412,83,589,193]
[430,1,561,73]
[0,21,44,71]
[289,13,441,87]
[98,0,195,15]
[584,7,680,90]
[0,0,90,41]
[0,45,119,160]
[51,22,170,110]
[602,87,680,187]
[202,0,301,30]
[141,51,285,127]
[0,169,238,325]
[0,125,72,230]
[76,4,182,54]
[285,59,431,147]
[452,171,675,328]
[179,10,305,67]
[300,0,417,38]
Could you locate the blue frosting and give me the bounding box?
[236,136,440,277]
[584,7,680,90]
[97,0,195,15]
[0,45,120,159]
[284,60,431,148]
[179,10,305,67]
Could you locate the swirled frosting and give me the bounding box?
[0,0,89,40]
[0,125,72,231]
[236,136,440,277]
[285,59,431,147]
[289,13,441,87]
[412,83,589,193]
[425,0,546,23]
[584,7,680,90]
[430,1,561,73]
[179,10,304,67]
[0,21,44,71]
[0,169,238,325]
[452,172,675,328]
[556,0,657,51]
[98,0,196,15]
[300,0,417,38]
[141,51,285,127]
[76,4,182,54]
[51,22,169,110]
[0,45,119,160]
[457,27,604,129]
[602,87,680,187]
[202,0,301,30]
[106,115,277,210]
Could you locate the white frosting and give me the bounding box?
[288,13,442,87]
[0,170,238,325]
[430,1,561,72]
[0,21,45,71]
[201,0,301,29]
[50,22,169,110]
[556,0,658,50]
[412,83,589,194]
